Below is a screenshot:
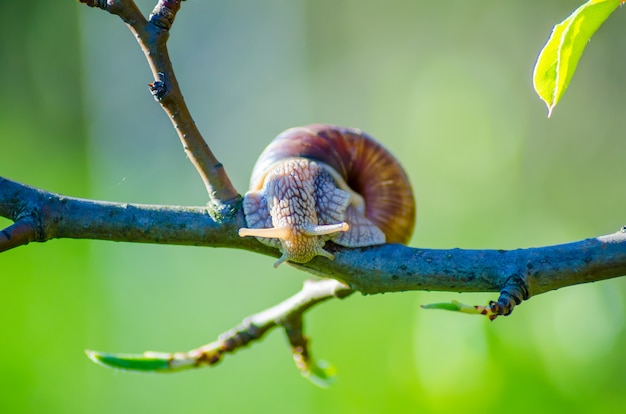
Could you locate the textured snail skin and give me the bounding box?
[238,124,416,267]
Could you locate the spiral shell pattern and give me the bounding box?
[250,124,416,245]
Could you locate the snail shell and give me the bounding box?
[239,124,416,267]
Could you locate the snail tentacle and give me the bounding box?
[302,222,350,236]
[238,226,291,240]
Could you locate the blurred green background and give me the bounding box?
[1,0,626,412]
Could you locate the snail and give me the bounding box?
[238,124,416,267]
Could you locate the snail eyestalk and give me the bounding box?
[239,222,349,267]
[302,222,349,236]
[238,222,348,240]
[238,226,291,239]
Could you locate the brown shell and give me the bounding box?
[250,124,416,245]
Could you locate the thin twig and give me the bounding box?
[86,279,351,385]
[79,0,240,214]
[0,220,37,253]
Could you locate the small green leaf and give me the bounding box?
[86,350,177,372]
[301,360,337,388]
[533,0,621,117]
[421,301,464,312]
[421,300,497,318]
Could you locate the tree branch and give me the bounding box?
[3,176,625,305]
[79,0,240,215]
[8,173,620,378]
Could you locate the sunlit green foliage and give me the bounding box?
[533,0,622,116]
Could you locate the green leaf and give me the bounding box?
[533,0,621,117]
[421,301,465,312]
[301,360,337,388]
[86,350,181,372]
[421,300,495,318]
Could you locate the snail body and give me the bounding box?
[239,124,416,267]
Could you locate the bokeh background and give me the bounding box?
[1,0,626,412]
